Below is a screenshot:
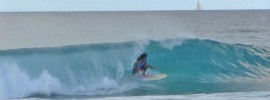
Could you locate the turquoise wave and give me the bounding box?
[0,39,270,99]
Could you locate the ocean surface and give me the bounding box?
[0,10,270,100]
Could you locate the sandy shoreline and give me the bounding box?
[0,10,269,50]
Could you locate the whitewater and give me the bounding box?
[0,10,270,100]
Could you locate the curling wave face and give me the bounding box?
[0,38,270,99]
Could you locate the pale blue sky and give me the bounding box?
[0,0,270,12]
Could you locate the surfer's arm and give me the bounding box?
[147,64,156,69]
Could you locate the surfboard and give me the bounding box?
[140,74,167,81]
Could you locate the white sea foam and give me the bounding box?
[14,92,270,100]
[0,60,62,99]
[158,38,185,50]
[88,92,270,100]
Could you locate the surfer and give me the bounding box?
[132,53,156,76]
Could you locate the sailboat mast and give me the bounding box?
[196,0,202,10]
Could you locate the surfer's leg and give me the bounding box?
[141,70,146,76]
[142,65,149,71]
[132,69,139,75]
[141,66,148,76]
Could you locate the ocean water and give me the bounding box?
[0,10,270,100]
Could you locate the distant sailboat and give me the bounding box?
[196,0,202,10]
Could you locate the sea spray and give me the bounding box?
[0,59,61,99]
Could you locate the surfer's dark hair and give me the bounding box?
[137,53,147,61]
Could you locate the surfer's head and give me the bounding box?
[137,53,147,61]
